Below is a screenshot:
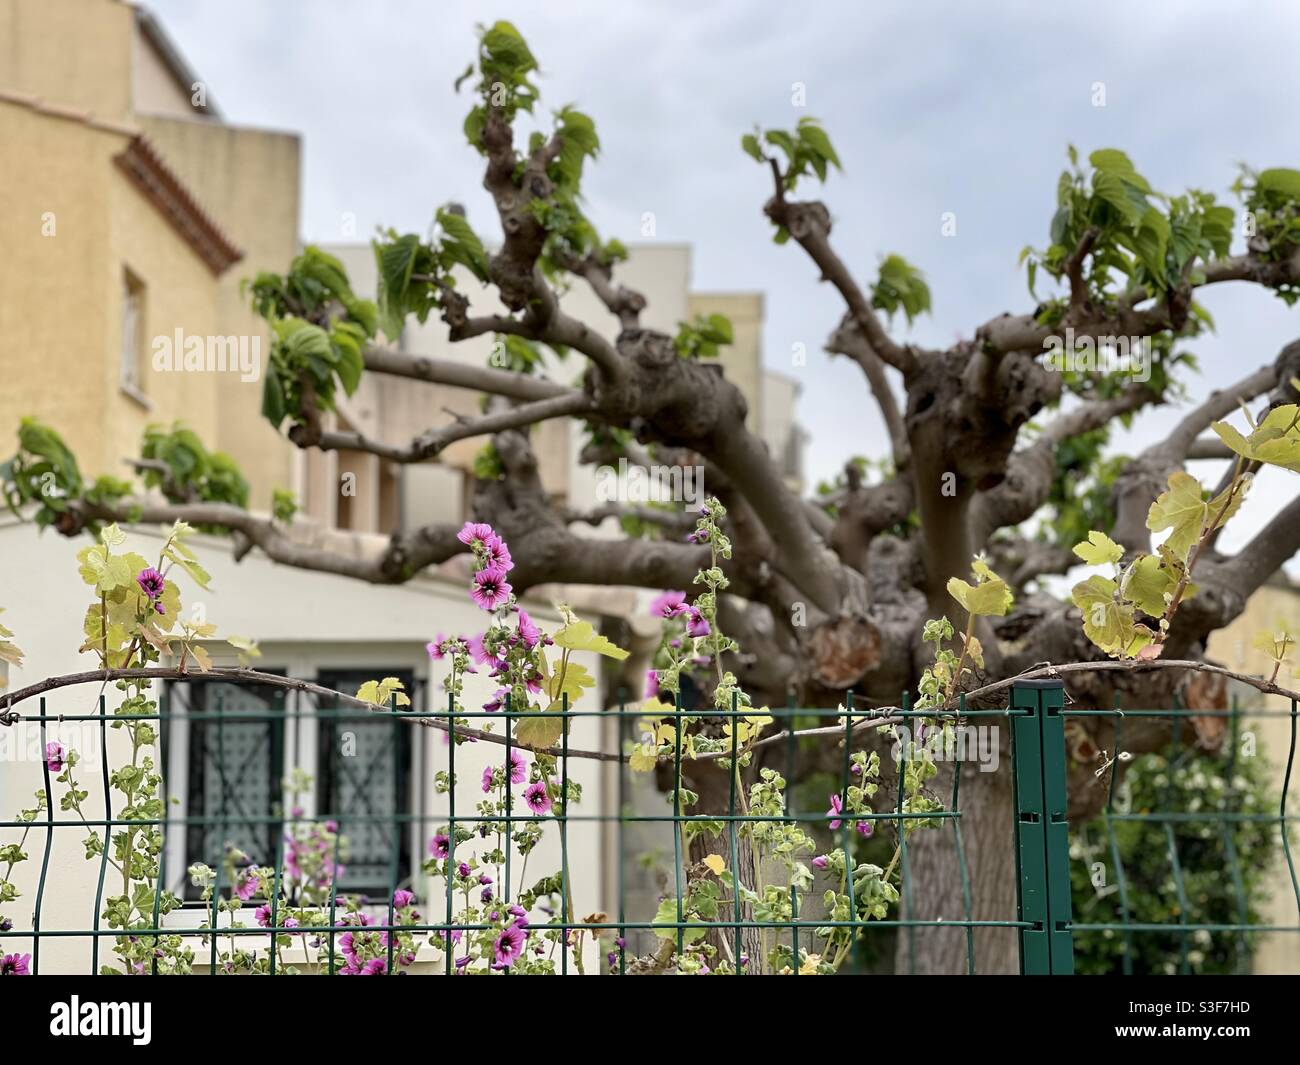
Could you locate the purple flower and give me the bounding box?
[524,782,552,815]
[649,590,688,619]
[483,688,508,714]
[470,565,513,611]
[457,522,496,548]
[44,741,65,773]
[493,923,526,968]
[481,765,494,793]
[856,820,874,838]
[393,889,416,909]
[483,533,514,573]
[685,607,711,639]
[136,567,166,606]
[284,917,299,929]
[478,873,492,886]
[508,749,528,786]
[0,919,11,933]
[429,834,450,859]
[254,903,273,928]
[826,794,844,831]
[426,635,447,660]
[457,862,471,878]
[812,855,829,870]
[0,953,31,976]
[516,609,541,649]
[686,528,710,544]
[481,886,494,904]
[339,931,358,962]
[643,669,660,701]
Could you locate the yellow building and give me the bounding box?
[0,0,298,511]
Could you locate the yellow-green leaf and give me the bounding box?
[548,661,596,705]
[703,854,726,875]
[552,620,630,660]
[1146,472,1206,562]
[1121,554,1175,618]
[515,712,564,749]
[947,574,1013,618]
[1073,530,1124,566]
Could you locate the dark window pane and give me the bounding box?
[172,678,285,900]
[314,670,414,896]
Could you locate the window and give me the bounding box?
[165,668,417,902]
[166,677,286,900]
[120,267,146,395]
[314,669,415,895]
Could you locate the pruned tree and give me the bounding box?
[7,21,1300,974]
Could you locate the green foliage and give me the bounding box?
[672,313,734,359]
[1234,166,1300,303]
[458,19,540,149]
[1072,741,1277,975]
[870,254,931,325]
[1021,147,1236,309]
[271,487,298,525]
[0,418,131,534]
[140,423,249,509]
[472,442,505,481]
[247,246,376,430]
[742,117,842,193]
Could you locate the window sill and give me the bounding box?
[120,381,153,412]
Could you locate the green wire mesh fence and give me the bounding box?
[0,676,1296,975]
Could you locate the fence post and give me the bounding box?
[1010,679,1075,974]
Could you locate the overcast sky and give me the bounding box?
[148,0,1300,561]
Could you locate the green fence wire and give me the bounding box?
[1,676,1296,974]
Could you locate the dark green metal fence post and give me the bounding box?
[1011,679,1074,975]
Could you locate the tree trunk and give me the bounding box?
[895,752,1020,974]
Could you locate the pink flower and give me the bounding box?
[812,855,829,870]
[470,565,512,611]
[483,533,514,572]
[44,741,65,773]
[508,748,528,785]
[856,820,873,838]
[467,632,494,665]
[643,669,660,700]
[685,607,710,638]
[426,635,447,660]
[255,903,273,928]
[457,522,496,548]
[0,952,31,975]
[516,609,541,649]
[430,834,450,859]
[235,867,260,900]
[524,782,552,815]
[483,688,507,714]
[649,590,688,619]
[481,765,495,793]
[393,889,416,909]
[826,794,844,831]
[493,922,526,968]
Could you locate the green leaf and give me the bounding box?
[740,132,763,162]
[436,209,491,283]
[1257,168,1300,200]
[1121,553,1176,618]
